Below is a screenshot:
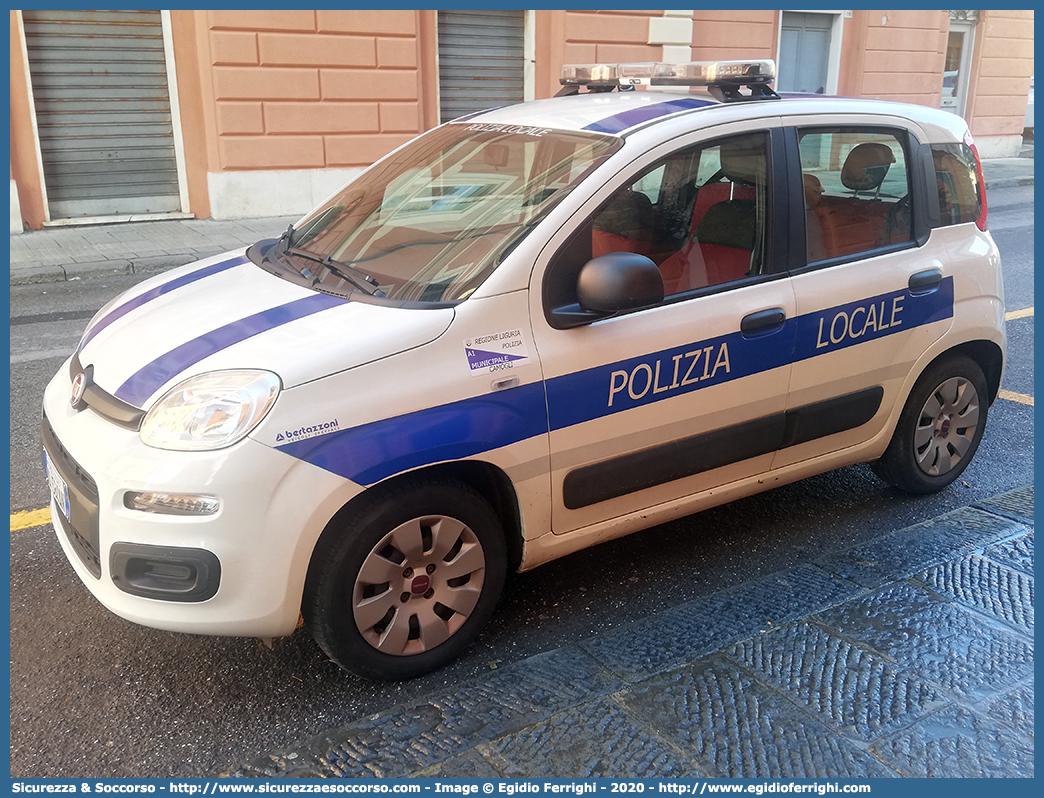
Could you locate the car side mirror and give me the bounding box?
[577,252,664,313]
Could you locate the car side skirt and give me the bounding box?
[562,386,884,509]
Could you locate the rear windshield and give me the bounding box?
[278,123,620,304]
[931,142,982,226]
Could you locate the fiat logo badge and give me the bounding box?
[70,372,88,407]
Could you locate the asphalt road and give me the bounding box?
[8,185,1034,778]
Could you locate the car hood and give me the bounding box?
[75,250,454,409]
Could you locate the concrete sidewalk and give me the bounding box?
[9,214,299,285]
[8,150,1033,286]
[224,485,1034,779]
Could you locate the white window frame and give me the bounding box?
[524,10,536,102]
[161,10,191,215]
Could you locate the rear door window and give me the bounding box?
[798,128,912,264]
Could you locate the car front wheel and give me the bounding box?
[304,478,507,680]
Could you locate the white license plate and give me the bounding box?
[43,448,71,521]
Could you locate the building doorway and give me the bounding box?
[777,11,840,95]
[942,17,977,117]
[780,11,835,94]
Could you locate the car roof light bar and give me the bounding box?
[558,60,780,102]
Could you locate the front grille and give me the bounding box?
[55,512,102,578]
[41,414,102,579]
[41,415,98,498]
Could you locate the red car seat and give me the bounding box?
[809,142,897,259]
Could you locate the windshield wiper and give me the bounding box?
[282,246,386,297]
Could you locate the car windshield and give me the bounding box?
[278,123,620,304]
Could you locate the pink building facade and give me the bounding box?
[10,9,1033,231]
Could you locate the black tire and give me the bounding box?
[303,477,506,680]
[873,355,988,494]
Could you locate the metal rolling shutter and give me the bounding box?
[437,10,524,124]
[22,9,181,219]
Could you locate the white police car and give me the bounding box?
[42,60,1003,679]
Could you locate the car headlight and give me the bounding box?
[140,370,281,451]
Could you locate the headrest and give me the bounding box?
[695,199,756,250]
[593,187,653,233]
[803,173,824,207]
[841,143,895,191]
[719,135,766,186]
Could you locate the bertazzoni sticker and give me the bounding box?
[274,419,340,444]
[464,330,531,377]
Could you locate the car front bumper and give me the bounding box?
[41,360,358,638]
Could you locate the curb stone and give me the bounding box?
[10,264,68,284]
[984,176,1034,190]
[62,259,133,282]
[11,253,219,285]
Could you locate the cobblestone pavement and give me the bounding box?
[8,151,1033,285]
[224,485,1033,779]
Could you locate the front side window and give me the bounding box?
[269,124,619,304]
[798,128,912,263]
[548,131,772,309]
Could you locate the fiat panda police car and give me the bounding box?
[42,60,1003,679]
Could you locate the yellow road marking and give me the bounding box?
[11,507,52,532]
[999,308,1033,405]
[998,389,1034,406]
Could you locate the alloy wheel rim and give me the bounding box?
[913,376,980,477]
[352,515,486,656]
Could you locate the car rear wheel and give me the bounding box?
[873,355,988,494]
[304,478,506,680]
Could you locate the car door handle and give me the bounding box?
[741,307,787,337]
[908,268,943,294]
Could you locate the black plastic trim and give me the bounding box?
[911,139,936,242]
[110,543,221,602]
[41,415,102,578]
[707,82,781,103]
[562,385,884,509]
[548,303,612,329]
[786,239,920,277]
[563,414,784,509]
[576,252,664,312]
[781,127,809,272]
[740,307,787,337]
[908,268,943,294]
[780,386,884,449]
[69,353,145,430]
[767,127,794,276]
